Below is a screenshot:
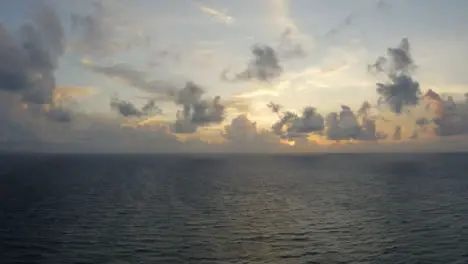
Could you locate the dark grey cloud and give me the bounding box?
[170,82,226,134]
[269,103,324,139]
[222,45,282,83]
[267,101,283,115]
[110,96,162,117]
[369,38,415,75]
[271,111,298,137]
[367,57,387,74]
[0,4,65,106]
[376,75,421,114]
[369,38,421,114]
[416,117,430,126]
[288,107,325,134]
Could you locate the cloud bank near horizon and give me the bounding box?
[1,0,468,153]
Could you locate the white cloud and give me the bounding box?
[199,6,235,25]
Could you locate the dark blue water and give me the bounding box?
[1,153,468,263]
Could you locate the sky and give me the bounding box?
[1,0,468,153]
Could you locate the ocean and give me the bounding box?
[1,153,468,263]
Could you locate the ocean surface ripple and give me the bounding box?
[1,153,468,263]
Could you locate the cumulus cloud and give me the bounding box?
[82,60,230,133]
[221,113,291,152]
[369,38,421,114]
[418,89,468,137]
[222,45,282,83]
[222,114,258,141]
[198,6,235,25]
[170,82,226,134]
[325,105,386,141]
[269,103,325,139]
[376,75,421,114]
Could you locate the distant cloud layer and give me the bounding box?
[2,0,468,152]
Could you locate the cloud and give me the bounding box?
[54,86,98,99]
[43,106,72,123]
[82,62,175,95]
[376,75,421,114]
[268,0,315,58]
[325,105,386,141]
[198,6,235,25]
[267,101,283,114]
[70,0,150,57]
[369,38,421,114]
[357,101,372,117]
[0,4,64,106]
[170,82,226,134]
[224,98,250,113]
[222,45,282,83]
[269,103,325,139]
[221,113,293,152]
[222,114,258,141]
[110,96,162,118]
[82,60,232,133]
[425,90,468,137]
[235,89,281,99]
[39,85,99,123]
[0,3,77,124]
